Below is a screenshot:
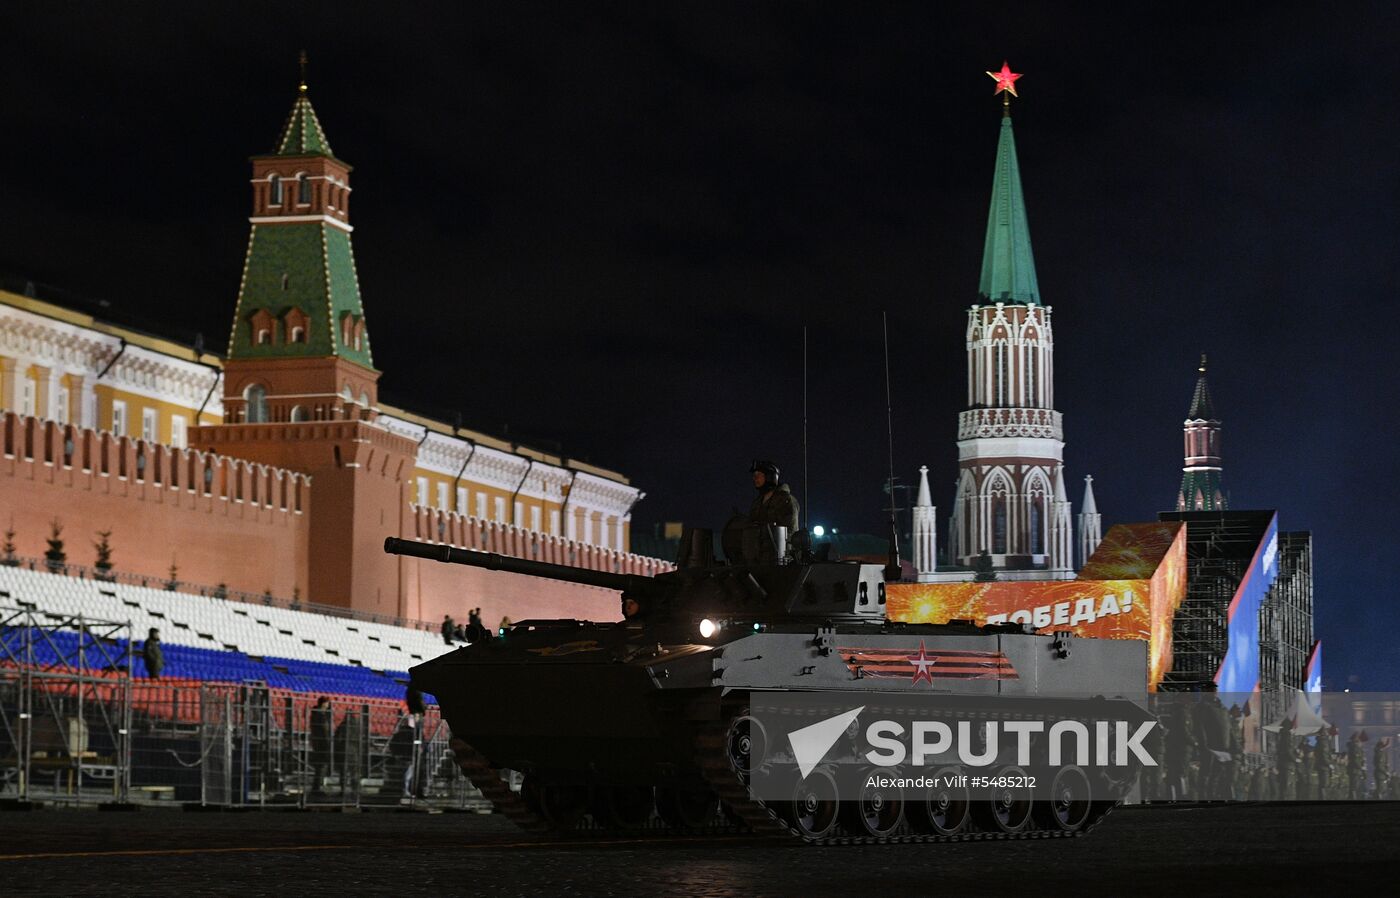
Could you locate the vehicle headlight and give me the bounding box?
[699,618,718,639]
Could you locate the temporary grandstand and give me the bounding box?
[0,564,450,693]
[0,564,475,808]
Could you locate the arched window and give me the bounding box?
[1029,499,1044,555]
[995,342,1008,406]
[244,384,268,424]
[289,405,307,422]
[257,329,271,345]
[992,500,1008,555]
[1027,345,1037,407]
[269,174,282,205]
[290,326,305,343]
[297,173,311,205]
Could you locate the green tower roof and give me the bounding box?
[227,222,373,369]
[274,90,334,157]
[977,116,1040,304]
[1189,356,1217,419]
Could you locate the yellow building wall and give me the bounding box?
[409,467,572,535]
[92,384,220,442]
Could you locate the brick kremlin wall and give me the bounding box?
[0,413,310,598]
[0,413,670,629]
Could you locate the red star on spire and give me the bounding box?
[987,61,1022,97]
[909,640,936,686]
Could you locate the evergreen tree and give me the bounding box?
[93,530,114,580]
[973,549,997,582]
[44,519,66,572]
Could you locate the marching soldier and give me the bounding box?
[1274,717,1294,801]
[1347,731,1367,800]
[1374,738,1391,800]
[1313,733,1332,800]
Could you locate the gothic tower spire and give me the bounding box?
[978,112,1040,304]
[1177,354,1226,510]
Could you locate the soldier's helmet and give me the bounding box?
[749,459,780,485]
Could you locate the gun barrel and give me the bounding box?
[384,537,655,593]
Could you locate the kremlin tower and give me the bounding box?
[192,61,418,614]
[912,64,1097,582]
[1177,355,1227,511]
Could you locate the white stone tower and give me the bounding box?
[912,465,938,579]
[1079,474,1102,567]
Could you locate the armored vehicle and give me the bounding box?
[392,527,1148,844]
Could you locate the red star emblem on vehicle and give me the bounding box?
[986,61,1022,97]
[909,640,936,686]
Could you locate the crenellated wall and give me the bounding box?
[0,413,310,598]
[399,505,673,626]
[0,412,672,628]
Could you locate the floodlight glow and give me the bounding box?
[699,618,718,639]
[812,525,826,538]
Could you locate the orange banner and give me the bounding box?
[887,522,1187,688]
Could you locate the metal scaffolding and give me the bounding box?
[0,606,134,804]
[1,605,485,809]
[1157,511,1276,691]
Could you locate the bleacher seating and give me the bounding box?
[0,564,453,701]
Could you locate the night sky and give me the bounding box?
[2,3,1397,687]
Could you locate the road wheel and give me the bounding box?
[912,766,970,835]
[1035,766,1093,832]
[975,766,1033,833]
[787,767,841,840]
[844,768,904,837]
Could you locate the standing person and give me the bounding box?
[440,614,456,646]
[310,696,334,799]
[498,615,513,635]
[1373,738,1391,800]
[1274,717,1295,800]
[1162,705,1192,801]
[1193,694,1233,798]
[388,713,422,802]
[1313,733,1332,800]
[1346,731,1367,800]
[406,684,426,717]
[142,628,164,680]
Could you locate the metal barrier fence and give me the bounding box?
[0,609,488,810]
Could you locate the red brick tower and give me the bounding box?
[193,59,418,615]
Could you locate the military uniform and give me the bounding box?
[1274,718,1294,801]
[1346,736,1366,800]
[748,482,799,531]
[1313,737,1332,800]
[1194,697,1233,798]
[1374,741,1391,799]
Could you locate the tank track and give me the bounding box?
[692,699,1118,845]
[447,736,739,838]
[450,698,1120,846]
[448,737,550,834]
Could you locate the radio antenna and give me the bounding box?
[802,325,809,532]
[882,311,901,581]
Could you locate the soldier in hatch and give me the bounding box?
[748,460,799,531]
